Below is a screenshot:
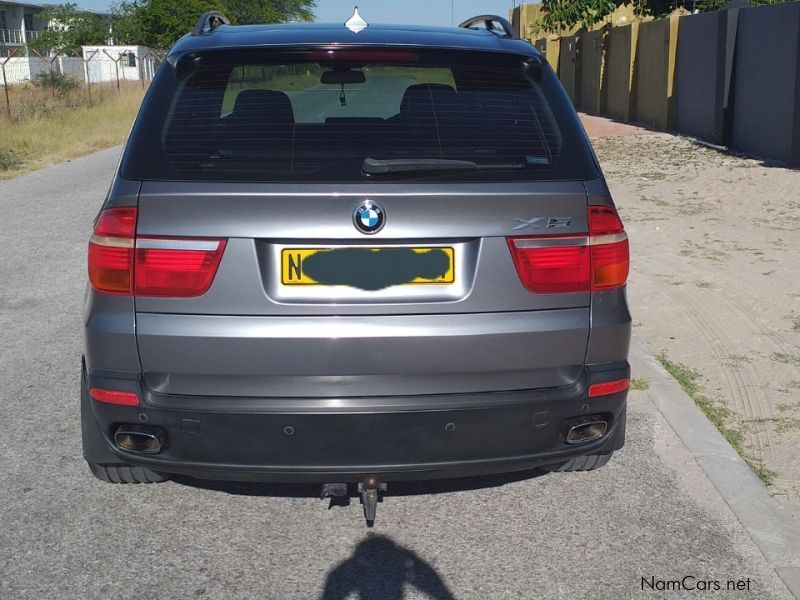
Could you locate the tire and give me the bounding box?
[87,461,169,484]
[541,452,613,473]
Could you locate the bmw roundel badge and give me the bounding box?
[353,200,386,234]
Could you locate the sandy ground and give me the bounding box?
[582,115,800,519]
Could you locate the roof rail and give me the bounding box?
[192,11,230,36]
[458,14,519,40]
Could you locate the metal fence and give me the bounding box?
[1,47,164,117]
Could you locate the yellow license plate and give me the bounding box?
[281,247,455,287]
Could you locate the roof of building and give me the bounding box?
[169,21,540,59]
[0,0,46,7]
[0,0,109,17]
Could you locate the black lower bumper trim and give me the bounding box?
[83,364,629,483]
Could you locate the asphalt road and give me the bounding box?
[0,148,794,599]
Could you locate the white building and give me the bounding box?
[0,0,111,57]
[0,0,49,56]
[82,45,159,83]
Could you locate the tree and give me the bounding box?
[29,3,110,55]
[224,0,315,24]
[538,0,617,32]
[537,0,795,32]
[538,0,678,32]
[111,0,227,48]
[111,0,315,49]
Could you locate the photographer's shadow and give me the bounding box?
[321,534,456,600]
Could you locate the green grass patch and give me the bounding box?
[0,148,22,171]
[772,352,800,366]
[746,461,777,487]
[630,377,650,391]
[656,352,776,486]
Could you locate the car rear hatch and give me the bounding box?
[116,45,605,398]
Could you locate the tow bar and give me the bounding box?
[321,476,388,526]
[358,476,387,526]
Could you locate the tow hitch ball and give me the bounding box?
[321,476,387,526]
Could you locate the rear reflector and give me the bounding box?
[89,387,140,406]
[588,378,630,398]
[88,207,227,298]
[507,205,629,294]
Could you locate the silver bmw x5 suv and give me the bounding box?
[82,12,631,521]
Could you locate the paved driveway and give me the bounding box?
[0,148,794,599]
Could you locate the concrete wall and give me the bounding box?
[558,34,579,105]
[577,28,606,115]
[542,2,800,168]
[83,46,149,83]
[674,10,727,144]
[632,18,670,130]
[605,24,633,122]
[730,2,800,166]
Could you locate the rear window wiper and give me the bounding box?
[362,157,526,176]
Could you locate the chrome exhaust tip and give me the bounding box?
[563,416,608,445]
[115,424,167,454]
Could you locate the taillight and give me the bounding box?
[134,239,227,297]
[88,207,137,294]
[88,207,226,297]
[507,205,629,294]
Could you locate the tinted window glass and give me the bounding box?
[122,48,598,182]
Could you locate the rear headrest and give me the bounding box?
[231,90,295,124]
[400,84,456,117]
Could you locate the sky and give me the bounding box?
[75,0,524,26]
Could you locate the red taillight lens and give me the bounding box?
[89,387,140,406]
[588,378,630,398]
[134,239,227,297]
[506,241,591,294]
[88,207,137,294]
[507,205,629,294]
[588,205,624,235]
[88,207,226,297]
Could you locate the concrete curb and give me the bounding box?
[629,335,800,599]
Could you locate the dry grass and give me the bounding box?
[0,81,145,179]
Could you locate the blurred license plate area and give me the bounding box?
[280,247,455,289]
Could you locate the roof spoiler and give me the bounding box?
[192,11,230,36]
[458,14,519,40]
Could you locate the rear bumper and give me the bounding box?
[82,362,628,482]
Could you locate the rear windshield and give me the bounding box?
[121,48,599,183]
